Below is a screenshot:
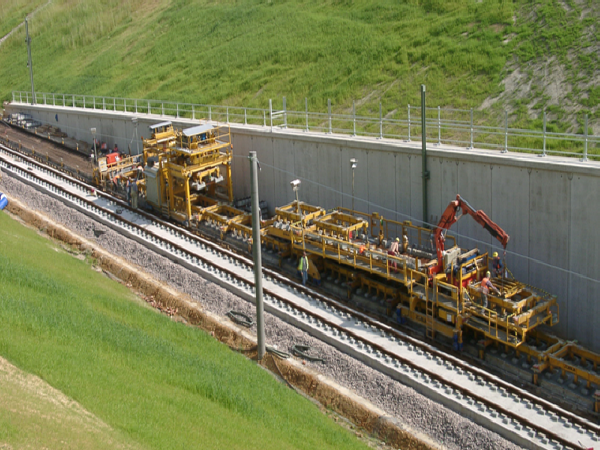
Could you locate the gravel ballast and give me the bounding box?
[0,173,524,450]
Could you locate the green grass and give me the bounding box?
[0,0,596,146]
[0,356,143,450]
[0,0,549,109]
[0,211,370,450]
[0,0,47,38]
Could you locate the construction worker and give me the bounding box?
[491,252,503,278]
[390,237,400,254]
[388,238,400,272]
[402,234,409,253]
[131,180,139,209]
[481,271,500,310]
[298,252,309,286]
[126,178,132,204]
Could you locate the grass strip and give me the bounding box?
[0,210,370,450]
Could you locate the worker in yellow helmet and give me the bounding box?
[491,251,503,278]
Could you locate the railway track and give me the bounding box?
[0,142,598,450]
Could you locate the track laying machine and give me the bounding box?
[98,120,599,413]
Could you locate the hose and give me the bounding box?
[292,344,324,363]
[226,310,254,328]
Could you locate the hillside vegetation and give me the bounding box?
[0,211,370,450]
[0,0,597,134]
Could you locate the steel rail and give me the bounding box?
[0,143,597,449]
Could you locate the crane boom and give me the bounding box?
[434,194,509,272]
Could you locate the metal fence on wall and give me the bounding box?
[11,91,600,162]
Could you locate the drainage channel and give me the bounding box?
[0,144,598,450]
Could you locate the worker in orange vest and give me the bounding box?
[481,271,500,310]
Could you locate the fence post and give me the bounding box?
[93,97,96,109]
[263,110,266,127]
[63,94,65,106]
[269,99,273,131]
[53,94,55,106]
[113,98,116,111]
[328,99,332,134]
[283,96,287,129]
[84,96,86,109]
[209,106,212,121]
[244,108,247,125]
[437,106,441,146]
[305,98,309,132]
[379,103,383,139]
[502,111,508,153]
[124,98,127,113]
[407,105,411,142]
[43,93,46,105]
[176,103,179,118]
[148,102,150,114]
[581,114,589,162]
[226,106,229,123]
[468,108,474,149]
[352,100,356,137]
[161,103,164,116]
[135,99,138,114]
[539,111,547,157]
[192,105,195,120]
[72,94,75,108]
[103,97,105,110]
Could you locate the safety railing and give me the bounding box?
[12,91,600,161]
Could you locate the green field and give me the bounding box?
[0,210,370,450]
[0,0,597,130]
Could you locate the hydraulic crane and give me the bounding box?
[432,194,509,275]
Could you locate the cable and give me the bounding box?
[226,310,254,328]
[292,345,324,363]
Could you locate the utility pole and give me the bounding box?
[249,151,265,361]
[350,158,357,215]
[421,85,429,227]
[25,18,36,105]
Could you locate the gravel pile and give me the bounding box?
[0,173,524,450]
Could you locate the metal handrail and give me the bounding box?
[11,90,599,161]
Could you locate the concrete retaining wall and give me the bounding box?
[6,103,599,352]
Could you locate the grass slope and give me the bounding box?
[0,1,596,136]
[0,211,370,450]
[0,1,589,109]
[0,356,142,449]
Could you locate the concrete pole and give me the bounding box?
[249,151,266,361]
[421,85,430,227]
[352,168,355,215]
[91,128,97,164]
[25,18,35,105]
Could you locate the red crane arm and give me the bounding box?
[434,195,510,271]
